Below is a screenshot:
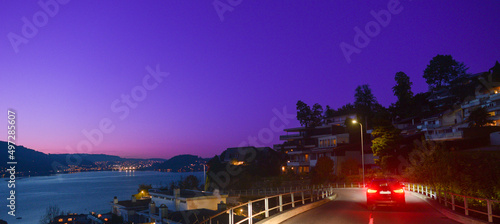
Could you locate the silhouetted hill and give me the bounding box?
[0,141,53,174]
[0,141,97,175]
[152,154,207,172]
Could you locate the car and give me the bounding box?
[366,178,405,209]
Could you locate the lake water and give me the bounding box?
[0,171,204,224]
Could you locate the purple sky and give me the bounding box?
[1,1,499,159]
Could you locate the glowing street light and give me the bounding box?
[352,119,365,187]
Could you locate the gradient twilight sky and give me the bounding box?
[1,1,499,159]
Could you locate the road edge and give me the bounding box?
[407,191,487,224]
[255,194,338,224]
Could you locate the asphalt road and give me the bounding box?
[281,188,460,224]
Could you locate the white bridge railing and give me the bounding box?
[201,186,335,224]
[406,183,500,223]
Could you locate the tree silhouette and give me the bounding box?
[354,84,378,128]
[39,205,65,224]
[392,71,414,119]
[311,156,335,184]
[423,54,468,90]
[468,107,493,127]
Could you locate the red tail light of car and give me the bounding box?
[393,189,404,193]
[367,189,378,193]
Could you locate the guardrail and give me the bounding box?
[406,183,500,223]
[201,186,335,224]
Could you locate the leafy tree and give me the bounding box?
[39,205,65,224]
[371,125,401,173]
[296,101,323,127]
[354,84,378,128]
[392,72,414,119]
[468,107,493,127]
[311,103,323,127]
[311,156,335,184]
[393,72,414,101]
[405,140,450,187]
[405,141,500,199]
[336,103,356,115]
[323,105,336,124]
[205,155,224,190]
[296,100,312,127]
[371,103,392,127]
[181,175,200,189]
[423,54,468,90]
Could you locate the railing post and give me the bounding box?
[487,199,493,222]
[464,197,468,216]
[351,183,353,188]
[358,183,361,188]
[311,189,314,202]
[229,209,234,224]
[291,193,295,207]
[344,183,346,188]
[425,186,428,196]
[336,183,338,188]
[248,202,253,224]
[265,197,269,218]
[279,194,283,212]
[451,194,455,211]
[301,191,305,204]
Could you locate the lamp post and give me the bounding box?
[352,120,365,187]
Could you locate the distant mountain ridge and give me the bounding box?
[0,141,200,176]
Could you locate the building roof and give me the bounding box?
[150,189,226,199]
[114,198,151,209]
[283,126,308,132]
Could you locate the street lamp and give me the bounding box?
[352,120,365,187]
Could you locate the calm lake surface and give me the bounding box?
[0,171,203,224]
